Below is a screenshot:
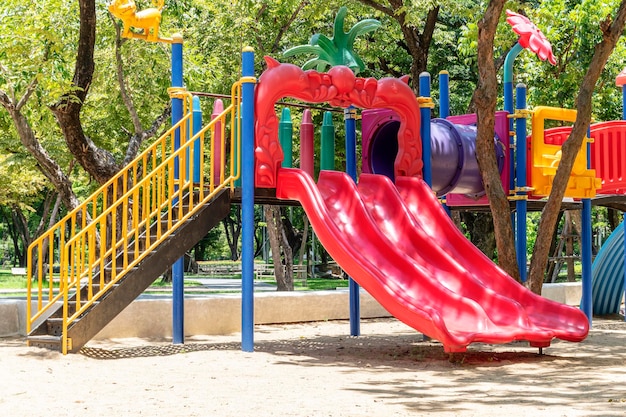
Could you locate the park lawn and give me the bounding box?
[0,270,28,290]
[0,268,349,293]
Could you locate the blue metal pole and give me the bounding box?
[344,106,360,337]
[438,71,449,119]
[419,72,432,187]
[515,83,528,283]
[241,47,256,352]
[437,70,452,216]
[191,96,202,183]
[505,43,524,233]
[171,34,185,344]
[581,198,593,324]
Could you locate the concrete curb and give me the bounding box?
[0,283,583,339]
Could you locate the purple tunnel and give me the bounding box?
[362,109,506,198]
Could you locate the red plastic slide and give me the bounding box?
[276,168,589,352]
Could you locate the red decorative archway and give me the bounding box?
[254,56,422,188]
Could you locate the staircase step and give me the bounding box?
[103,266,138,282]
[46,318,64,336]
[27,335,63,351]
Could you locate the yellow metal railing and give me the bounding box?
[27,81,244,353]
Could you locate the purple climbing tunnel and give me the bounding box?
[362,109,510,202]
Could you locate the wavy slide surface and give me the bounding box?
[276,168,589,352]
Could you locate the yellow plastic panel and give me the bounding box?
[529,106,600,198]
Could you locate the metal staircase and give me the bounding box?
[26,87,243,354]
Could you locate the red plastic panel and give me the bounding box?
[590,121,626,195]
[527,121,626,195]
[254,58,421,188]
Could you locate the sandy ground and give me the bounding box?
[1,317,626,417]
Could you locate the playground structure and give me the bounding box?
[24,6,626,354]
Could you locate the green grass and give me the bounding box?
[258,277,349,291]
[0,267,349,295]
[0,270,28,290]
[300,278,349,291]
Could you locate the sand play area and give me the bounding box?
[1,316,625,416]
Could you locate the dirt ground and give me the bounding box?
[1,316,625,417]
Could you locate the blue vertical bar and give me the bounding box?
[171,34,185,344]
[581,198,593,324]
[192,96,202,183]
[344,106,360,336]
[580,125,593,324]
[505,43,524,238]
[438,71,449,119]
[419,73,432,186]
[438,71,452,216]
[241,47,256,352]
[622,84,626,120]
[515,83,527,283]
[504,43,523,194]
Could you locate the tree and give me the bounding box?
[527,2,626,294]
[0,0,171,255]
[473,0,520,280]
[473,2,626,291]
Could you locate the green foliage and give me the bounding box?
[512,1,624,120]
[3,0,626,274]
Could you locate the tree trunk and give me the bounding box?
[527,3,626,294]
[460,212,497,260]
[222,206,242,261]
[264,205,294,291]
[298,215,309,285]
[474,0,520,281]
[607,208,621,231]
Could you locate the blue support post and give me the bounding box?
[191,96,202,183]
[581,200,593,324]
[438,71,449,119]
[171,34,185,344]
[504,43,524,194]
[515,83,528,283]
[241,47,256,352]
[579,126,593,324]
[344,106,360,337]
[438,70,452,215]
[419,73,432,187]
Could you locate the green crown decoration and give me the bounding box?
[283,6,380,74]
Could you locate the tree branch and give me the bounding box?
[15,77,38,112]
[123,104,171,165]
[271,0,310,54]
[109,13,142,133]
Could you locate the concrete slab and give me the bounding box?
[541,282,582,306]
[0,301,19,336]
[0,282,584,339]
